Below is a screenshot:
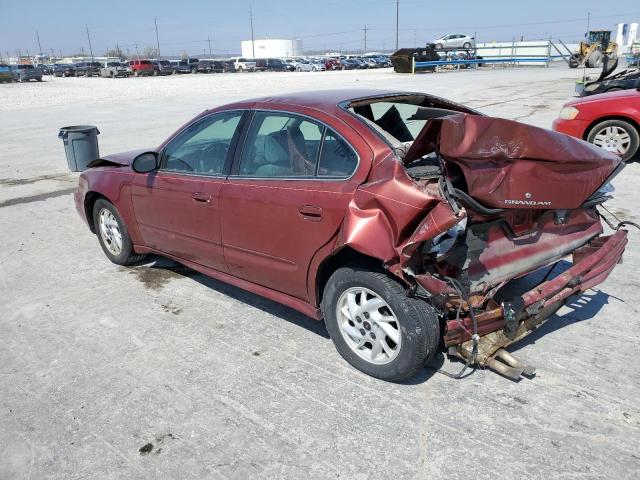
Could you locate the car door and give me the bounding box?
[221,110,362,300]
[131,110,246,272]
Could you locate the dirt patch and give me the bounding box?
[126,263,197,290]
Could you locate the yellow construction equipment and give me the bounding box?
[569,30,618,68]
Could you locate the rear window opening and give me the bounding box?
[344,94,476,158]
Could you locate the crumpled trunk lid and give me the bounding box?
[404,113,622,210]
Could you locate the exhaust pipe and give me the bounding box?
[487,349,536,380]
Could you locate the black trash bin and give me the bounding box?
[58,125,100,172]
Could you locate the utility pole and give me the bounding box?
[85,24,94,62]
[36,30,43,59]
[586,11,591,36]
[250,5,255,57]
[207,36,212,57]
[134,42,139,59]
[395,0,399,50]
[364,25,368,53]
[154,17,161,59]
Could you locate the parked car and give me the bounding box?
[73,89,628,382]
[10,64,43,82]
[150,60,173,75]
[553,88,640,161]
[210,60,234,73]
[128,59,155,77]
[323,58,341,70]
[195,60,214,73]
[100,61,131,78]
[290,59,316,72]
[232,57,256,72]
[37,64,53,75]
[182,58,200,73]
[430,33,475,50]
[0,63,12,83]
[169,60,192,74]
[53,64,76,77]
[340,59,358,70]
[75,62,102,77]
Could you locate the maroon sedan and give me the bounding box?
[75,89,628,381]
[553,88,640,161]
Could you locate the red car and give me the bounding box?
[75,89,627,382]
[553,89,640,161]
[128,59,155,77]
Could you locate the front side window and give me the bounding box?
[239,112,323,177]
[162,112,243,175]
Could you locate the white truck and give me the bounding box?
[232,57,257,72]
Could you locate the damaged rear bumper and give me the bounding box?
[447,229,628,370]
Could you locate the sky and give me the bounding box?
[1,0,640,57]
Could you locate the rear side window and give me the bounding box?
[318,130,358,177]
[238,111,358,179]
[239,112,322,177]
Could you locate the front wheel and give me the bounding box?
[587,119,640,161]
[322,266,439,382]
[93,199,146,266]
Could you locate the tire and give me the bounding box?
[191,68,197,74]
[153,70,158,76]
[322,265,439,382]
[587,119,640,161]
[134,70,139,77]
[463,42,471,48]
[37,77,42,82]
[435,43,443,50]
[587,50,602,68]
[93,199,147,266]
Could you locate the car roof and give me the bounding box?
[215,89,415,114]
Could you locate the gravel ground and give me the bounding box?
[1,66,639,479]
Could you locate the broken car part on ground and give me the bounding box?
[68,90,628,382]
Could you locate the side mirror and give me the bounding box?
[132,152,158,173]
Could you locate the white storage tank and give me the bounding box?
[241,38,303,58]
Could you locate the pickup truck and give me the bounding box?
[100,61,131,78]
[232,57,256,72]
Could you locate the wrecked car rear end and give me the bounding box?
[341,94,627,378]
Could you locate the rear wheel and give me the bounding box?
[322,266,439,382]
[587,119,640,161]
[463,42,471,48]
[93,199,146,266]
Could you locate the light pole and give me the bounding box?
[250,5,256,57]
[154,17,161,59]
[395,0,399,50]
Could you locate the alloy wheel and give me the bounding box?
[98,208,123,256]
[336,287,401,365]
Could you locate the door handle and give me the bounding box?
[299,205,323,221]
[192,192,212,203]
